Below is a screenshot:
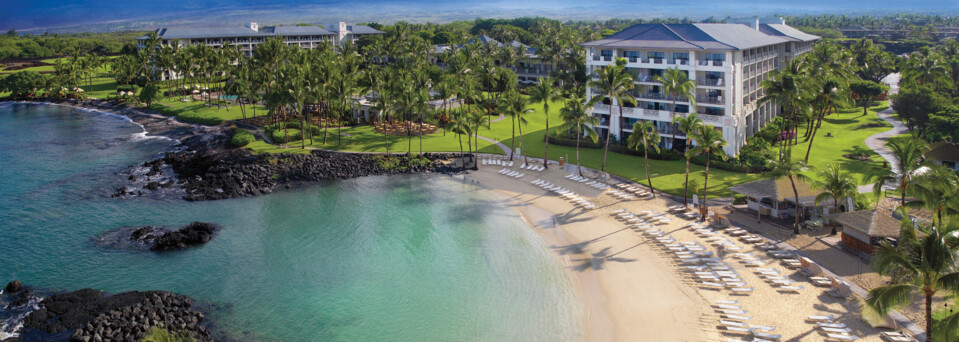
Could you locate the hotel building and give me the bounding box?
[581,18,818,155]
[434,35,554,85]
[137,22,383,57]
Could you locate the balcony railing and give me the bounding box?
[696,96,724,105]
[698,60,725,67]
[697,78,724,87]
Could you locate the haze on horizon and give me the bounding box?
[2,0,959,33]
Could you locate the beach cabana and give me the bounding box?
[831,208,900,255]
[728,178,830,222]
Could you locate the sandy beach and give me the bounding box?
[465,157,892,342]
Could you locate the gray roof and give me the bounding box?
[581,23,799,51]
[729,178,821,202]
[139,23,383,40]
[832,209,901,238]
[263,26,334,36]
[324,23,384,35]
[140,27,272,40]
[759,24,820,42]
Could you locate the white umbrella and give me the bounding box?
[192,90,200,94]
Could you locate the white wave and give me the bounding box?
[0,294,43,340]
[6,101,181,145]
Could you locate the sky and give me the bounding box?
[2,0,959,32]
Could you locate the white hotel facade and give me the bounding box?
[137,22,383,57]
[582,18,818,156]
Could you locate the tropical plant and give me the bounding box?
[586,57,636,172]
[627,121,661,198]
[864,217,959,342]
[689,123,728,221]
[528,76,561,168]
[559,96,599,177]
[500,91,533,164]
[763,150,811,234]
[864,139,929,207]
[675,113,703,206]
[903,165,959,228]
[759,62,810,155]
[809,163,860,234]
[654,66,697,150]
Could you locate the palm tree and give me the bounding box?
[864,139,929,207]
[500,92,534,164]
[903,165,959,228]
[675,113,703,207]
[804,77,850,163]
[864,218,959,342]
[627,121,661,198]
[528,76,561,168]
[763,150,811,234]
[809,163,860,234]
[654,66,698,150]
[689,123,728,222]
[586,57,636,172]
[759,64,811,157]
[559,96,599,177]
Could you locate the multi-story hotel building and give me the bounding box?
[137,22,383,57]
[581,18,818,155]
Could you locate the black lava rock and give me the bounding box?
[5,279,22,293]
[150,222,218,252]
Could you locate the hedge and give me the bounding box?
[231,128,255,147]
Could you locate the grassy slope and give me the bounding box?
[777,101,892,185]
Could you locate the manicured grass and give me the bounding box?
[776,101,893,185]
[248,124,499,154]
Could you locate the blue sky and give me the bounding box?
[3,0,959,32]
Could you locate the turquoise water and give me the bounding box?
[0,103,583,341]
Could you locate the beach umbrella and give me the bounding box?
[192,90,200,94]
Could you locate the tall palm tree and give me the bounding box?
[689,123,728,222]
[559,96,599,177]
[904,165,959,228]
[451,109,471,169]
[810,163,860,234]
[804,77,850,163]
[500,91,533,165]
[864,139,929,207]
[654,66,698,150]
[864,218,959,342]
[675,113,703,207]
[627,121,661,198]
[528,76,561,168]
[759,64,811,157]
[763,150,811,234]
[586,57,636,172]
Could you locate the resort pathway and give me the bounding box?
[864,106,909,176]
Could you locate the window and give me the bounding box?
[647,52,664,59]
[675,104,689,113]
[672,52,689,61]
[705,53,725,61]
[601,50,613,57]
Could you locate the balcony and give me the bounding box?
[696,96,724,106]
[698,60,725,67]
[651,58,664,64]
[673,59,690,65]
[697,78,724,87]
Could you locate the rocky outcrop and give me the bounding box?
[5,280,22,294]
[19,289,210,342]
[161,149,466,201]
[150,222,218,252]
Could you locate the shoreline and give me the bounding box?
[463,168,714,342]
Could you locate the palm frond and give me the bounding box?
[863,284,916,323]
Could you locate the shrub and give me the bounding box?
[138,84,161,105]
[231,128,255,147]
[546,132,682,160]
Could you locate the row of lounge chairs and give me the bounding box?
[806,315,859,341]
[518,163,545,172]
[606,190,636,200]
[614,183,651,197]
[718,300,780,341]
[532,179,597,210]
[564,174,611,190]
[497,168,524,178]
[483,158,513,167]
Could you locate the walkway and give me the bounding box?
[864,106,909,175]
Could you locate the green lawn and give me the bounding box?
[250,124,500,154]
[777,101,893,185]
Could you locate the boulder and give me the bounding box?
[5,279,22,293]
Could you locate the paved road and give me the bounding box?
[856,74,908,193]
